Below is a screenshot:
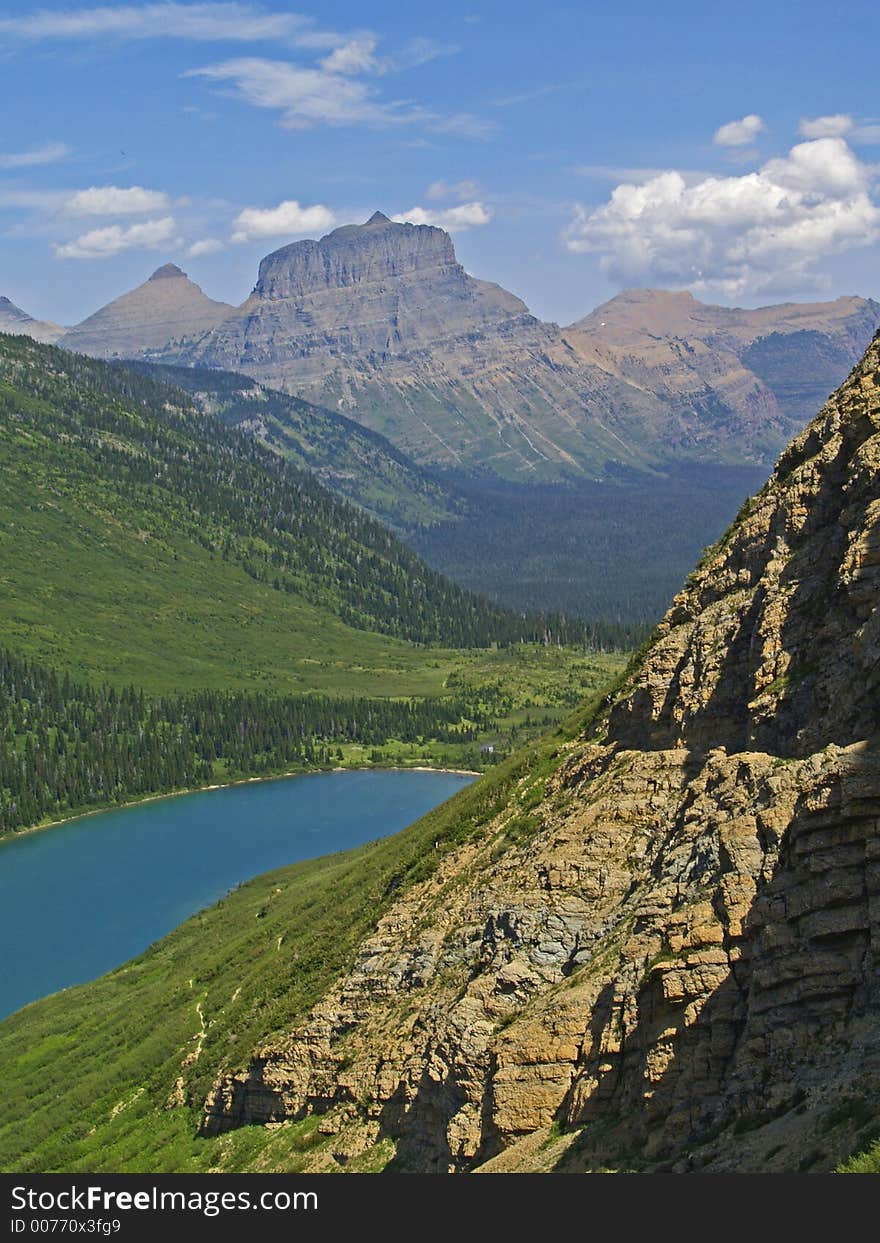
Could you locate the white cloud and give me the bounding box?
[320,34,380,75]
[799,113,853,139]
[0,4,335,46]
[230,199,335,243]
[573,164,704,185]
[317,33,457,76]
[0,141,69,170]
[713,114,766,147]
[563,137,880,299]
[426,179,481,202]
[188,56,398,129]
[54,216,178,260]
[393,37,460,71]
[187,236,225,256]
[64,185,172,216]
[799,114,880,146]
[392,202,492,231]
[186,54,486,135]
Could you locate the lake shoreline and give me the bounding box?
[2,764,481,844]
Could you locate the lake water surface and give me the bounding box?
[0,769,473,1020]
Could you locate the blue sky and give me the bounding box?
[1,0,879,325]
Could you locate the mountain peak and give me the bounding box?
[58,264,232,359]
[148,263,186,281]
[364,211,392,226]
[0,296,64,343]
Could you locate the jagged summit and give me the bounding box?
[174,213,565,479]
[148,263,187,281]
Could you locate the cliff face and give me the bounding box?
[200,334,880,1172]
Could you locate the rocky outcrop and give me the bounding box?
[59,265,232,359]
[199,333,880,1172]
[0,296,63,344]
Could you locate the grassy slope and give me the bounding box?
[0,334,607,702]
[0,704,599,1172]
[0,461,618,705]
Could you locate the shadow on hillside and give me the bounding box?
[611,416,880,761]
[548,739,880,1173]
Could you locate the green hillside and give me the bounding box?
[123,360,462,532]
[0,704,594,1174]
[0,334,589,696]
[0,333,624,830]
[127,360,758,644]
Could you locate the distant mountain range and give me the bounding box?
[6,213,878,480]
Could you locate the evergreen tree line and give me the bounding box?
[0,650,496,835]
[0,336,593,648]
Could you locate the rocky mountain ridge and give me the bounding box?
[566,287,879,460]
[0,296,63,344]
[196,331,880,1172]
[17,215,877,480]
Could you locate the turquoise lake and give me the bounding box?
[0,769,473,1020]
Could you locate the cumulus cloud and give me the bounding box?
[64,185,172,216]
[392,202,492,231]
[187,236,225,256]
[799,113,853,139]
[0,141,69,170]
[426,179,481,202]
[54,216,178,259]
[563,136,880,298]
[230,199,335,243]
[713,114,766,147]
